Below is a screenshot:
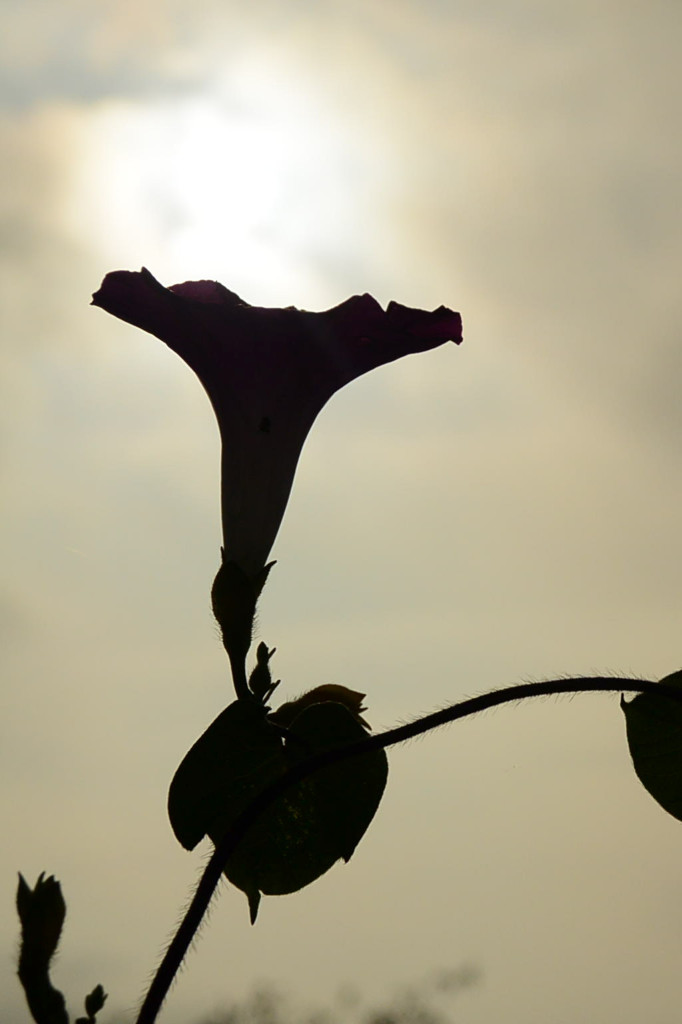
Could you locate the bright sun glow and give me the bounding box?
[71,64,386,306]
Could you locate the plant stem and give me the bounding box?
[135,674,677,1024]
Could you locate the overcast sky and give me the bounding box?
[2,2,682,1022]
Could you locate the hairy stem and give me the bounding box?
[136,674,677,1024]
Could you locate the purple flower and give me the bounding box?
[92,268,462,581]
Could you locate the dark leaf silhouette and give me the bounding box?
[622,669,682,820]
[168,692,388,922]
[168,699,282,854]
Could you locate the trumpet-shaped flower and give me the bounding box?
[92,268,462,583]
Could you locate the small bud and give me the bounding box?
[16,873,69,1024]
[85,984,107,1018]
[248,642,280,703]
[76,983,108,1023]
[16,872,66,967]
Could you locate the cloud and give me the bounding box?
[0,0,195,108]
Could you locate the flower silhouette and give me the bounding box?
[92,268,462,582]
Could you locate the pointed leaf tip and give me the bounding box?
[248,889,261,924]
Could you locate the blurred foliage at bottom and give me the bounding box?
[197,968,481,1024]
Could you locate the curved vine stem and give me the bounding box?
[136,674,679,1024]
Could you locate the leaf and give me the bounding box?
[168,696,388,922]
[221,701,388,920]
[621,669,682,821]
[167,700,283,851]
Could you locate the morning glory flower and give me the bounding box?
[92,268,462,692]
[92,268,462,580]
